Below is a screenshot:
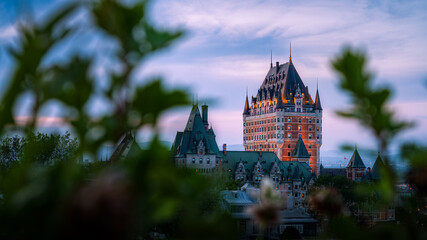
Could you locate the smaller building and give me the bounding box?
[346,148,366,181]
[221,189,317,239]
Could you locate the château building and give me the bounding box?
[170,104,316,207]
[243,51,322,175]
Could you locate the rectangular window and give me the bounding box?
[309,135,312,139]
[288,118,291,122]
[309,119,312,123]
[288,133,291,138]
[298,119,302,123]
[317,119,320,123]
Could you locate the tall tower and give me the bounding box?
[242,49,323,175]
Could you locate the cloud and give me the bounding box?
[14,116,70,127]
[0,24,17,42]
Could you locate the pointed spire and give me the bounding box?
[314,81,322,110]
[244,88,250,114]
[270,50,273,68]
[289,42,292,63]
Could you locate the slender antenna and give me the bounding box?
[289,42,292,62]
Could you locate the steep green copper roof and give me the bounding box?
[171,104,220,157]
[371,154,384,180]
[221,151,314,184]
[346,148,366,168]
[292,136,310,158]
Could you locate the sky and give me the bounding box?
[1,0,427,164]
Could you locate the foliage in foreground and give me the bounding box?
[0,0,236,239]
[307,47,427,240]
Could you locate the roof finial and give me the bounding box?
[270,50,273,68]
[317,78,319,90]
[289,42,292,63]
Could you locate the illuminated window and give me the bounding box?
[288,133,291,138]
[288,118,291,122]
[199,158,203,164]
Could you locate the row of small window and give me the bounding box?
[286,144,312,149]
[191,158,218,164]
[245,134,277,141]
[245,118,320,126]
[244,118,277,126]
[245,125,278,133]
[246,144,278,150]
[245,125,321,133]
[244,133,321,141]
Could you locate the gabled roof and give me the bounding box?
[253,59,314,106]
[346,148,366,168]
[221,151,314,184]
[292,136,310,158]
[171,104,220,157]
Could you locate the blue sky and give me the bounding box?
[1,0,427,163]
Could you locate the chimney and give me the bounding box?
[276,61,279,73]
[201,104,208,130]
[223,144,227,155]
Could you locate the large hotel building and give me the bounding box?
[243,52,322,175]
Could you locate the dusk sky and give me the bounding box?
[1,0,427,162]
